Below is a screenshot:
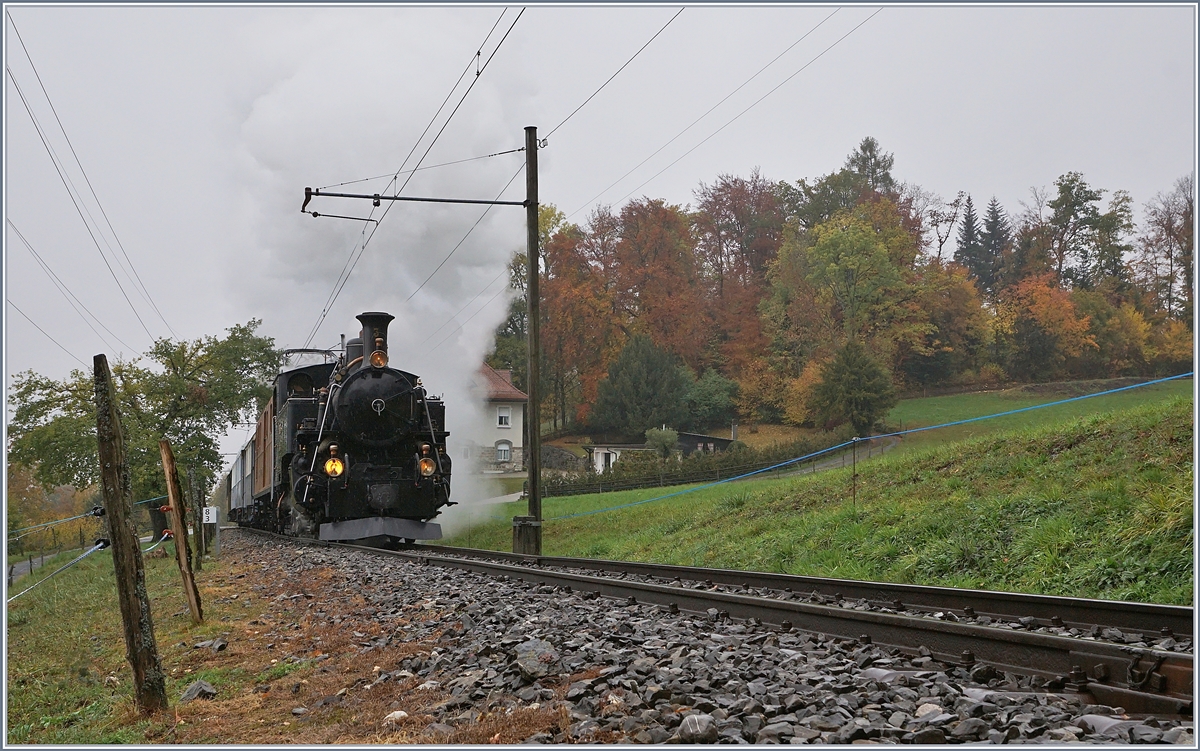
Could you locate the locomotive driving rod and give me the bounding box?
[302,187,527,212]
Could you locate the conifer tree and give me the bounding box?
[977,197,1011,298]
[954,195,987,286]
[809,340,897,435]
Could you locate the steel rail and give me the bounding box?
[241,530,1192,715]
[406,544,1193,639]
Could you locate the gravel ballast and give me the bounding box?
[226,531,1193,744]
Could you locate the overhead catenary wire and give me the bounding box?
[7,218,136,354]
[544,7,685,140]
[303,8,524,348]
[420,269,508,346]
[6,540,110,604]
[5,66,156,342]
[6,12,177,339]
[6,299,88,368]
[415,8,690,340]
[316,147,526,191]
[428,276,511,352]
[404,163,525,304]
[567,7,842,220]
[549,371,1193,521]
[609,7,883,210]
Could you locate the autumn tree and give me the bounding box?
[488,204,568,394]
[896,260,989,388]
[693,170,782,373]
[539,206,625,427]
[995,273,1095,381]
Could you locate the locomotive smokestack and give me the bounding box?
[356,312,395,355]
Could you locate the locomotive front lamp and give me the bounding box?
[419,457,437,476]
[324,457,345,477]
[370,350,388,368]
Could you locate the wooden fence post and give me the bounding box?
[94,353,168,714]
[159,440,203,624]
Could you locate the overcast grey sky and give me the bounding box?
[3,3,1196,467]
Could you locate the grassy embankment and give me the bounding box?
[6,547,236,743]
[445,389,1193,605]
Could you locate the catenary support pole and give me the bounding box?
[94,354,168,714]
[516,125,543,556]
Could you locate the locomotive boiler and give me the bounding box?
[227,312,452,542]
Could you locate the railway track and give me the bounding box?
[248,530,1193,717]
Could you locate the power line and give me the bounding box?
[428,276,510,352]
[568,7,842,220]
[6,299,88,368]
[6,12,177,338]
[316,147,526,191]
[610,8,884,209]
[7,218,136,354]
[544,7,685,140]
[300,7,518,346]
[303,8,524,348]
[409,8,690,334]
[420,268,508,346]
[6,66,156,342]
[404,163,525,303]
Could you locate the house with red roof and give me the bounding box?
[467,363,529,472]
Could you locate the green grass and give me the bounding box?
[446,394,1193,605]
[886,378,1191,454]
[6,544,226,744]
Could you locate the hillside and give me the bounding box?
[445,396,1194,605]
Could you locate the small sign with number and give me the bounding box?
[202,506,218,524]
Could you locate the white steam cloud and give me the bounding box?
[217,8,534,532]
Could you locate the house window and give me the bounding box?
[497,406,511,427]
[496,441,512,463]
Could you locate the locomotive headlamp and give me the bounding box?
[418,457,437,476]
[324,457,345,477]
[370,350,388,368]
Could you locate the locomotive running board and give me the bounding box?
[319,517,442,541]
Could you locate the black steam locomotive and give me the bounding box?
[224,312,452,541]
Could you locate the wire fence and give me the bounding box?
[6,540,110,604]
[547,371,1193,521]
